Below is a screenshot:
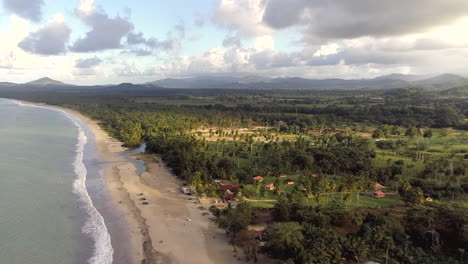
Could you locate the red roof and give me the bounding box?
[374,190,385,195]
[224,194,237,201]
[253,176,264,180]
[219,184,240,192]
[266,183,275,188]
[375,183,385,188]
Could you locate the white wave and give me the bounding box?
[14,100,114,264]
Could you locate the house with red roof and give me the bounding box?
[224,194,238,202]
[374,183,385,190]
[373,190,385,198]
[266,183,275,190]
[283,179,295,185]
[253,176,264,181]
[278,172,287,178]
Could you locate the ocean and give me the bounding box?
[0,99,123,264]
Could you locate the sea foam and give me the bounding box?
[15,100,114,264]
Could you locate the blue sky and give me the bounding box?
[1,0,468,85]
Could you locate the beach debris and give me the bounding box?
[185,217,192,222]
[137,193,144,196]
[139,197,147,201]
[142,202,149,205]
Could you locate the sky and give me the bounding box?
[1,0,468,85]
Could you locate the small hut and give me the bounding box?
[374,183,385,190]
[278,172,287,178]
[284,179,295,185]
[373,190,385,198]
[253,176,264,181]
[266,183,275,190]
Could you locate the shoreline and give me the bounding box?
[20,101,243,264]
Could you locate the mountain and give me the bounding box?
[25,77,70,86]
[150,76,411,90]
[2,73,467,92]
[373,74,424,82]
[440,86,468,96]
[412,74,468,90]
[0,82,16,86]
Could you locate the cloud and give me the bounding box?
[70,0,134,52]
[3,0,43,22]
[213,0,271,37]
[263,0,468,41]
[75,56,102,68]
[18,14,71,55]
[0,52,16,69]
[126,31,182,56]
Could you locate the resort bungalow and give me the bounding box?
[253,176,264,181]
[374,183,385,190]
[373,190,385,198]
[278,172,287,178]
[283,179,295,185]
[266,183,275,191]
[224,194,237,202]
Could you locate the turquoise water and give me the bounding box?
[0,99,113,264]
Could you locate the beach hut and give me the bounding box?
[278,172,287,178]
[253,176,264,181]
[266,183,275,190]
[373,190,385,198]
[374,183,385,190]
[224,194,237,202]
[283,179,295,185]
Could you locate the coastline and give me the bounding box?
[20,101,242,264]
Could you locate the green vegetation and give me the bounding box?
[1,86,466,263]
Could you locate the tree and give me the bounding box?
[273,198,291,222]
[266,222,304,260]
[423,129,433,138]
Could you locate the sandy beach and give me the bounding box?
[28,102,242,264]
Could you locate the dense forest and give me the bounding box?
[1,86,466,263]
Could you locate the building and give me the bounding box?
[278,172,287,178]
[373,190,385,198]
[224,194,237,202]
[253,176,264,181]
[266,183,275,190]
[374,183,385,190]
[284,179,295,185]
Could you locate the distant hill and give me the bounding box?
[412,74,468,90]
[150,75,411,90]
[1,73,468,92]
[148,73,468,90]
[440,86,468,96]
[25,77,70,86]
[373,74,424,82]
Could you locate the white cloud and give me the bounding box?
[213,0,271,37]
[18,14,71,55]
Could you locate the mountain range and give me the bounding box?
[1,73,468,91]
[148,73,468,90]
